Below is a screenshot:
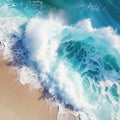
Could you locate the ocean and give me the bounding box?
[0,0,120,120]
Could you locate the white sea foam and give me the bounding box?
[0,4,40,89]
[18,66,41,89]
[0,4,27,59]
[74,19,120,51]
[24,15,64,73]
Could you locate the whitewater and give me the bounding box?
[0,0,120,120]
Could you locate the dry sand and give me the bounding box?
[0,52,76,120]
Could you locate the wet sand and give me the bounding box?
[0,52,76,120]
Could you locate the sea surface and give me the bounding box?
[0,0,120,120]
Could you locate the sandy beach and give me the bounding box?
[0,52,76,120]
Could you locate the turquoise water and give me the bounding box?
[0,0,120,120]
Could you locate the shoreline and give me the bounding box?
[0,52,76,120]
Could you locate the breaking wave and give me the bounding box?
[0,0,120,120]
